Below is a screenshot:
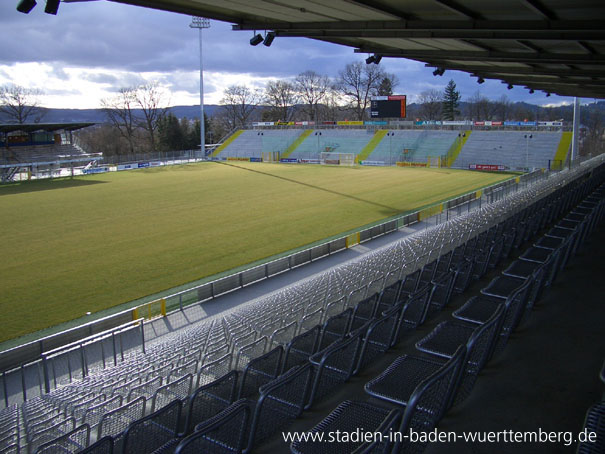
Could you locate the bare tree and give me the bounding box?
[219,84,262,129]
[417,89,443,120]
[264,80,298,122]
[101,88,138,154]
[294,71,331,122]
[466,91,497,120]
[337,62,386,121]
[493,94,512,121]
[134,82,168,152]
[0,84,46,124]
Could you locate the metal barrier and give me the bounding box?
[0,320,144,406]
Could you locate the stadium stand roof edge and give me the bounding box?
[70,0,605,99]
[0,122,96,134]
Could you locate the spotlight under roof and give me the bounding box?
[44,0,60,15]
[16,0,37,13]
[250,34,263,46]
[263,31,275,47]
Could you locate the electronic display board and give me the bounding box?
[370,95,406,118]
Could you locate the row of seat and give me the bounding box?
[2,157,603,453]
[290,171,605,453]
[114,165,605,454]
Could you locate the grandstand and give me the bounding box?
[1,154,603,453]
[210,126,569,171]
[213,128,465,166]
[452,130,566,171]
[0,123,99,182]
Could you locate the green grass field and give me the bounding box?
[0,162,512,343]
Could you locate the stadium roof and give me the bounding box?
[99,0,605,99]
[0,123,95,134]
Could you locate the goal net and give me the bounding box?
[262,151,280,162]
[320,152,355,166]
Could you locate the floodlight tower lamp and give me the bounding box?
[190,16,211,158]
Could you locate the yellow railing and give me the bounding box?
[132,298,166,321]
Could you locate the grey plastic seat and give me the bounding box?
[306,332,362,410]
[247,363,313,451]
[290,400,400,454]
[33,424,90,454]
[122,399,182,454]
[175,399,253,454]
[577,402,605,454]
[238,346,283,399]
[453,278,531,354]
[97,396,146,447]
[416,305,504,406]
[184,370,238,435]
[353,307,400,374]
[151,374,193,412]
[317,309,353,352]
[282,324,320,374]
[77,436,113,454]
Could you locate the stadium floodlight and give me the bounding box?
[44,0,59,14]
[190,16,211,159]
[250,33,263,46]
[373,55,382,64]
[17,0,36,13]
[365,55,376,64]
[263,31,276,47]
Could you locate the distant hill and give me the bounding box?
[34,105,221,124]
[3,100,604,125]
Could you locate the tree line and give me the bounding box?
[1,68,605,158]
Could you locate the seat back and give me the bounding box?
[247,363,313,450]
[394,346,466,454]
[317,308,353,351]
[306,332,362,409]
[453,304,504,406]
[77,436,113,454]
[34,423,90,454]
[185,370,238,435]
[175,399,253,454]
[238,346,283,399]
[282,325,320,373]
[122,399,182,454]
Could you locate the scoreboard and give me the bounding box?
[370,95,406,118]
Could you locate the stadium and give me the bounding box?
[1,1,605,454]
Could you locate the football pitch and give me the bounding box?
[0,161,512,344]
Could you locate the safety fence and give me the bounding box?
[1,320,143,407]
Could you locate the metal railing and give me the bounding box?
[0,319,144,407]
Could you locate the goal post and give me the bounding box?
[261,151,280,162]
[320,152,355,166]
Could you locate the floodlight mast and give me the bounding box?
[190,17,210,159]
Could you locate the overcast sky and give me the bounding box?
[1,0,578,110]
